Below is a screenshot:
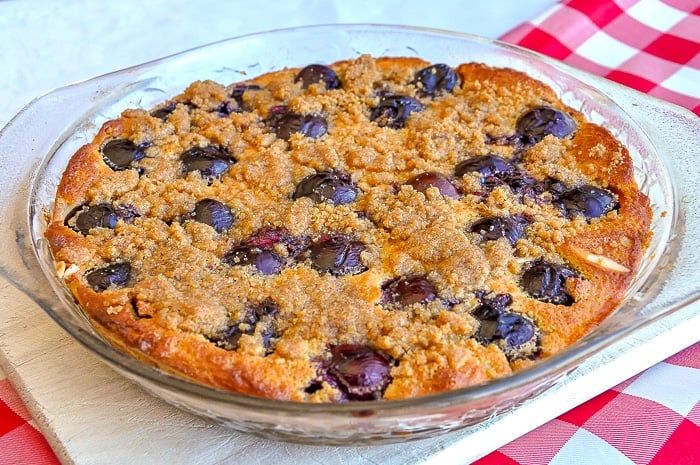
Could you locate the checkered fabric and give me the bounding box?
[475,342,700,465]
[0,371,61,465]
[502,0,700,115]
[0,1,698,464]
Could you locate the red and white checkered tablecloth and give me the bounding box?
[1,1,699,464]
[502,0,700,115]
[0,371,60,465]
[475,342,700,465]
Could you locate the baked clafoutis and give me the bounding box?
[46,55,652,402]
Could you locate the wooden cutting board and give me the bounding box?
[1,276,699,465]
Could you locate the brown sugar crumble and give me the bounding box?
[46,55,652,402]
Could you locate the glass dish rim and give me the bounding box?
[4,23,693,423]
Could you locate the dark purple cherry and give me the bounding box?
[406,172,460,199]
[212,299,279,352]
[294,64,341,90]
[212,324,246,351]
[475,310,537,360]
[150,101,178,120]
[521,260,577,305]
[455,154,516,179]
[541,177,569,197]
[222,229,305,275]
[292,171,359,205]
[370,94,424,129]
[381,275,437,307]
[455,155,540,199]
[213,101,239,117]
[65,204,115,235]
[230,84,262,108]
[470,215,529,246]
[516,106,577,144]
[472,292,512,321]
[472,293,506,343]
[260,326,279,353]
[186,199,234,233]
[223,246,285,275]
[181,145,233,181]
[248,250,284,275]
[412,64,459,97]
[308,234,367,277]
[101,139,146,171]
[455,155,549,202]
[502,169,544,198]
[67,203,136,235]
[555,185,618,219]
[484,133,522,147]
[496,313,537,348]
[326,344,393,401]
[252,298,279,318]
[247,299,279,353]
[244,227,308,254]
[266,106,327,140]
[471,292,538,359]
[85,262,131,292]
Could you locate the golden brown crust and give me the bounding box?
[46,55,652,402]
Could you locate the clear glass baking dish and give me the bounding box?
[0,24,698,445]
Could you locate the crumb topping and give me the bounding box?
[46,55,652,402]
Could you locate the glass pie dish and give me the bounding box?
[0,24,699,445]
